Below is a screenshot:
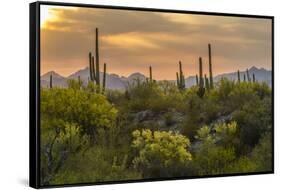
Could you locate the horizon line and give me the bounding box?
[40,65,271,80]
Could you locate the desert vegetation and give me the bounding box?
[41,28,272,186]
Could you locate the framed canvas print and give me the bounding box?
[29,1,274,188]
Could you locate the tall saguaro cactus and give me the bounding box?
[49,74,53,89]
[89,52,94,81]
[176,72,179,86]
[197,57,205,98]
[237,70,241,83]
[196,74,199,86]
[177,61,185,90]
[149,66,153,83]
[102,63,107,93]
[246,68,251,82]
[88,28,107,93]
[208,44,214,89]
[204,74,210,91]
[91,55,96,81]
[252,73,256,83]
[95,28,100,87]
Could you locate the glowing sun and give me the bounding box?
[40,6,58,28]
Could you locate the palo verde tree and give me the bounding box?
[132,129,192,177]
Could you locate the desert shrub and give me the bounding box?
[106,89,125,105]
[193,146,236,175]
[251,133,272,171]
[232,97,272,148]
[192,123,238,175]
[181,88,213,139]
[125,81,184,113]
[50,147,141,185]
[214,78,235,100]
[132,129,192,177]
[67,79,83,90]
[41,88,118,140]
[226,133,272,173]
[40,119,89,185]
[252,82,271,99]
[214,121,239,147]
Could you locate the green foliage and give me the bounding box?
[40,76,272,185]
[124,81,184,113]
[226,133,272,173]
[41,87,118,140]
[40,119,89,185]
[214,121,238,147]
[132,129,192,177]
[233,96,271,147]
[50,147,141,185]
[192,124,237,175]
[181,87,220,138]
[67,79,83,90]
[195,125,213,142]
[194,146,237,175]
[251,133,272,171]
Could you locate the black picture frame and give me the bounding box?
[30,1,274,188]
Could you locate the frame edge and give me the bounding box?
[30,1,40,189]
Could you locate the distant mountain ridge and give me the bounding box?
[41,66,272,89]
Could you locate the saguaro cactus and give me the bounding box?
[88,28,106,93]
[149,66,153,83]
[246,68,251,82]
[176,72,179,86]
[78,75,83,88]
[177,61,185,90]
[91,55,96,81]
[204,74,210,91]
[102,63,107,93]
[208,44,214,89]
[95,28,100,87]
[89,52,93,81]
[252,73,256,83]
[243,74,246,82]
[49,74,53,89]
[237,70,241,83]
[197,57,205,98]
[196,74,199,86]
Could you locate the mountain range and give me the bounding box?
[41,66,272,90]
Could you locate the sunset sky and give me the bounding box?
[40,5,272,80]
